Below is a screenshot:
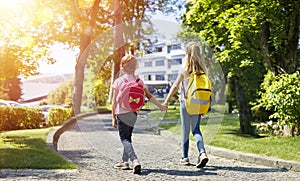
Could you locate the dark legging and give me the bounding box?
[117,112,137,162]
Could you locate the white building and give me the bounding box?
[136,41,186,98]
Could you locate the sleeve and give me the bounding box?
[112,77,122,90]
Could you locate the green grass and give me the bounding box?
[160,115,300,162]
[0,128,77,169]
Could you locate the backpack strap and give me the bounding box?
[121,77,129,83]
[182,72,195,99]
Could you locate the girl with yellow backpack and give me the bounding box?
[164,42,211,168]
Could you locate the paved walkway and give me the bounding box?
[2,113,300,180]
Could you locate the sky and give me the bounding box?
[37,12,182,75]
[38,43,78,75]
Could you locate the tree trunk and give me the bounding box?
[260,21,279,75]
[260,1,299,75]
[108,0,125,103]
[282,1,299,74]
[232,75,256,135]
[72,0,100,115]
[73,30,90,115]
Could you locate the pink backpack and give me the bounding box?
[116,77,145,111]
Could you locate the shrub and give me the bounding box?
[0,106,45,131]
[48,108,71,126]
[256,120,281,136]
[94,77,110,106]
[259,71,300,136]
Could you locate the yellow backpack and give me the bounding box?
[183,71,211,115]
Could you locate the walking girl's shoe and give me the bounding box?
[132,159,141,174]
[196,153,209,168]
[114,160,130,170]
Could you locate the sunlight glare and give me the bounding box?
[0,0,19,8]
[79,0,96,10]
[37,7,54,24]
[0,0,38,19]
[20,36,35,48]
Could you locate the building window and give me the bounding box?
[172,44,181,50]
[144,62,152,67]
[156,47,163,52]
[167,44,181,53]
[173,58,182,65]
[168,74,177,81]
[167,45,171,53]
[144,74,151,81]
[168,58,182,67]
[155,60,164,66]
[155,74,165,80]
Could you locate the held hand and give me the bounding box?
[162,102,169,110]
[163,101,168,106]
[159,104,167,112]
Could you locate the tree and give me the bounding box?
[0,1,57,100]
[1,0,183,110]
[182,0,299,135]
[72,0,102,115]
[6,77,22,101]
[258,0,299,75]
[63,0,183,114]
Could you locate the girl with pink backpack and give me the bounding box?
[111,54,166,174]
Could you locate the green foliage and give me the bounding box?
[181,0,299,136]
[0,106,71,131]
[259,71,300,136]
[48,108,71,126]
[251,71,275,122]
[94,75,110,106]
[47,79,73,106]
[181,0,266,103]
[0,107,45,131]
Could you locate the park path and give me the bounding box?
[2,113,300,180]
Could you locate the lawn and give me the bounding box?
[0,128,77,169]
[160,115,300,162]
[158,106,300,162]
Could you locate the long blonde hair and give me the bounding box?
[184,42,207,75]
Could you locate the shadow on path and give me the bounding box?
[141,168,217,176]
[141,165,287,176]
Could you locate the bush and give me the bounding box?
[48,107,71,126]
[256,120,281,136]
[47,79,73,106]
[0,107,45,131]
[259,71,300,136]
